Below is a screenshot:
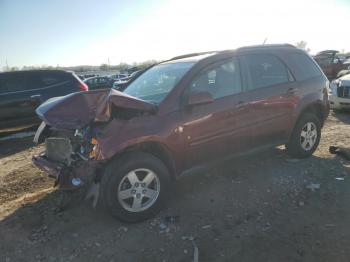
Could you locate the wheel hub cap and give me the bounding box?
[300,122,317,151]
[117,168,160,212]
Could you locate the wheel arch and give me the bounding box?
[297,101,327,127]
[108,141,177,180]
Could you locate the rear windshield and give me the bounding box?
[123,62,194,104]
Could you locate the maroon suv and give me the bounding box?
[32,44,329,222]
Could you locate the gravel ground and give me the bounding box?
[0,111,349,262]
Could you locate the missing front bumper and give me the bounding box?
[32,154,102,190]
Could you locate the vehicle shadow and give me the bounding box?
[0,147,349,261]
[0,127,38,158]
[332,110,350,124]
[0,136,36,158]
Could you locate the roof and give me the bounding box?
[163,53,217,64]
[164,44,296,64]
[0,69,70,76]
[236,44,296,51]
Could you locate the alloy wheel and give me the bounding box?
[300,122,317,151]
[117,168,160,212]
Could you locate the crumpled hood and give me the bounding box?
[36,89,156,129]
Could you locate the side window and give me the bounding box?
[41,75,62,86]
[190,58,242,99]
[244,54,290,90]
[289,53,322,81]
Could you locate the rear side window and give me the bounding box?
[288,53,322,80]
[40,72,68,86]
[243,54,290,90]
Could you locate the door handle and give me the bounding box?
[287,87,298,94]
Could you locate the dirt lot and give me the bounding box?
[0,111,349,262]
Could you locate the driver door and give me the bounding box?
[181,57,250,168]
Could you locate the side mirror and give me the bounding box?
[187,91,213,106]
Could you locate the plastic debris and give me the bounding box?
[163,216,180,224]
[191,239,199,262]
[262,222,271,232]
[329,146,350,160]
[159,223,170,233]
[306,183,320,192]
[118,226,128,233]
[181,236,198,261]
[201,224,211,229]
[159,223,168,230]
[335,177,345,181]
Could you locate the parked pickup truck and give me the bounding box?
[329,73,350,110]
[314,50,350,80]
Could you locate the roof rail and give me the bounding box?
[237,44,296,51]
[164,44,295,63]
[169,51,217,61]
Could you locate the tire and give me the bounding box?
[100,152,170,223]
[286,113,321,158]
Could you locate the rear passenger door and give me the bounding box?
[240,53,298,147]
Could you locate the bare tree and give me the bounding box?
[295,41,311,53]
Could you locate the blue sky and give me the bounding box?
[1,0,350,68]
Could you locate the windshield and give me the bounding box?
[123,62,194,104]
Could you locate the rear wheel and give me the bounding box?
[286,113,321,158]
[101,152,170,222]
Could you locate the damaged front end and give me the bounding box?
[32,89,156,196]
[32,125,103,190]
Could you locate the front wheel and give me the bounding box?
[286,113,321,158]
[100,152,170,222]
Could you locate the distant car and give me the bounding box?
[84,76,114,90]
[112,70,144,90]
[0,70,88,132]
[329,73,350,110]
[77,75,85,80]
[314,50,350,80]
[110,74,129,81]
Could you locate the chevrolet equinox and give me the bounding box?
[32,44,330,222]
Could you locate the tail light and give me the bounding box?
[79,81,89,91]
